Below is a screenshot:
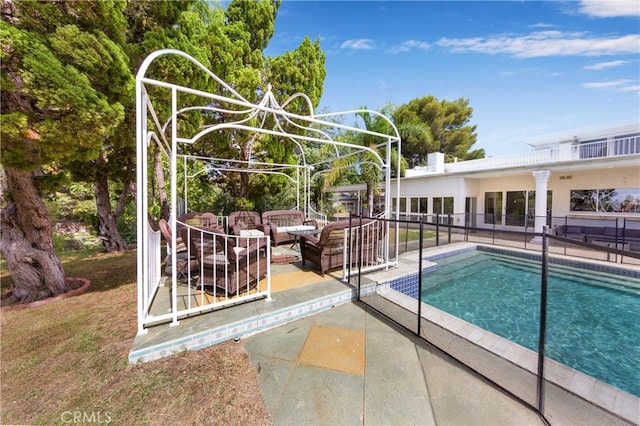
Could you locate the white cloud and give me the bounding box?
[499,69,562,78]
[579,0,640,18]
[584,60,628,70]
[582,79,635,90]
[340,39,375,50]
[582,79,632,89]
[387,40,430,54]
[618,84,640,93]
[436,31,640,58]
[530,23,555,29]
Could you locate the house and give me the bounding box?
[329,121,640,232]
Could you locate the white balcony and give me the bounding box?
[406,133,640,177]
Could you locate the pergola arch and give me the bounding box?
[136,49,401,333]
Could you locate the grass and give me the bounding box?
[390,227,437,242]
[0,249,270,425]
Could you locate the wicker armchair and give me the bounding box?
[300,218,378,276]
[180,227,268,296]
[158,218,198,277]
[228,211,269,237]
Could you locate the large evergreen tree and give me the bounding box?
[0,0,326,302]
[179,0,326,210]
[0,0,128,301]
[393,95,484,165]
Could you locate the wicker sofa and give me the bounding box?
[261,210,318,246]
[299,218,378,276]
[554,225,640,250]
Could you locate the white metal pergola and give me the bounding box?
[135,49,401,334]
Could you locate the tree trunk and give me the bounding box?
[239,171,249,200]
[0,167,67,303]
[94,158,128,252]
[154,148,170,220]
[365,183,374,217]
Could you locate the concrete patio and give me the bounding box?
[129,241,638,425]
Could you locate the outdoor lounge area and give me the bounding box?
[133,49,639,425]
[135,49,401,334]
[131,235,640,425]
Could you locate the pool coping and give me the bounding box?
[369,243,640,425]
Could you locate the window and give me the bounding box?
[505,190,552,226]
[444,197,453,214]
[570,190,597,211]
[484,192,502,225]
[487,190,552,226]
[433,197,454,224]
[579,138,607,159]
[399,197,407,213]
[506,191,527,226]
[433,197,453,214]
[614,134,640,155]
[571,188,640,213]
[410,197,428,214]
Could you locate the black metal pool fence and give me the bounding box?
[349,212,639,424]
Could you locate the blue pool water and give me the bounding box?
[421,250,640,397]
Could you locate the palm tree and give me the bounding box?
[323,104,409,216]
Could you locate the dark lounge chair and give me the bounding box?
[180,227,267,296]
[300,218,379,276]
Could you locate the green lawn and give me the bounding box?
[0,248,269,425]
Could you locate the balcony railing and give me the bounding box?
[444,135,640,174]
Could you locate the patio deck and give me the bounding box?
[129,241,638,425]
[129,245,376,363]
[130,235,639,364]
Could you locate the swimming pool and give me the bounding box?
[421,248,640,397]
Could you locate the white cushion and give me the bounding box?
[279,225,315,233]
[203,253,227,266]
[240,229,264,237]
[202,247,245,266]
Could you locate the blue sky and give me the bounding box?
[263,0,640,156]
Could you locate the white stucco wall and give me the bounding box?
[548,164,640,216]
[389,163,639,224]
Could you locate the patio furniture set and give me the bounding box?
[554,224,640,250]
[229,209,319,246]
[159,210,381,297]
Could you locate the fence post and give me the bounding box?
[492,213,496,245]
[357,211,364,299]
[536,226,549,415]
[404,220,409,252]
[435,214,440,246]
[347,213,353,284]
[417,218,424,336]
[464,213,469,242]
[447,213,452,243]
[563,216,568,256]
